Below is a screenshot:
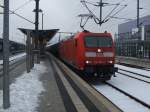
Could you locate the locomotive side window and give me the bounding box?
[84,36,112,47]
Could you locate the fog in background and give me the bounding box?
[0,0,150,44]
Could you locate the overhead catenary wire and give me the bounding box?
[103,0,127,21]
[102,4,120,22]
[108,4,127,20]
[80,0,128,28]
[81,0,99,22]
[13,0,33,12]
[113,0,150,21]
[0,5,34,24]
[109,16,133,21]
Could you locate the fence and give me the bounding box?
[115,32,150,59]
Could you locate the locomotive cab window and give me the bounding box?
[84,36,113,47]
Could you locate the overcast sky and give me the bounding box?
[0,0,150,44]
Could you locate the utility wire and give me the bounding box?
[0,5,34,24]
[13,0,33,12]
[81,0,127,25]
[105,0,127,21]
[109,16,133,21]
[82,0,97,6]
[103,4,120,22]
[81,0,99,21]
[108,5,127,20]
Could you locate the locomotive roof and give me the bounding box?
[60,31,112,42]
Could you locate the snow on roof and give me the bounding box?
[0,62,46,112]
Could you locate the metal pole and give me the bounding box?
[100,0,102,25]
[59,32,61,42]
[137,0,139,29]
[26,31,31,73]
[35,0,40,63]
[137,0,140,40]
[3,0,10,109]
[42,13,43,30]
[31,38,34,68]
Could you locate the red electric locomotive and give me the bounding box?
[59,31,117,80]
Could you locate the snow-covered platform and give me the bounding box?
[45,53,122,112]
[116,56,150,68]
[0,54,122,112]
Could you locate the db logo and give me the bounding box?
[96,52,103,57]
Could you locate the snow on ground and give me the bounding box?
[0,62,46,112]
[0,53,26,65]
[94,84,150,112]
[108,73,150,105]
[116,64,150,77]
[119,70,150,83]
[93,64,150,111]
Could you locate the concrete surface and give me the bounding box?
[50,53,122,112]
[37,58,66,112]
[38,57,91,112]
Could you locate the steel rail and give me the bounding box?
[141,68,150,72]
[106,82,150,109]
[118,68,150,78]
[0,56,26,77]
[117,71,150,84]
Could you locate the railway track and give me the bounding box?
[117,68,150,84]
[117,71,150,84]
[89,66,150,111]
[0,55,26,77]
[105,82,150,109]
[92,79,150,112]
[118,68,150,78]
[142,69,150,71]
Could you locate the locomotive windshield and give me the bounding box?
[84,36,113,47]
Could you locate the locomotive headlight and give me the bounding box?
[98,49,102,52]
[86,61,89,64]
[86,60,91,64]
[109,61,113,64]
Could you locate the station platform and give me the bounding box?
[37,53,122,112]
[0,53,121,112]
[37,57,87,112]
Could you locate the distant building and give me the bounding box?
[117,15,150,40]
[115,15,150,59]
[119,15,150,33]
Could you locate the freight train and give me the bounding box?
[0,38,25,55]
[48,31,118,81]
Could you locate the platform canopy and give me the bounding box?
[19,28,59,41]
